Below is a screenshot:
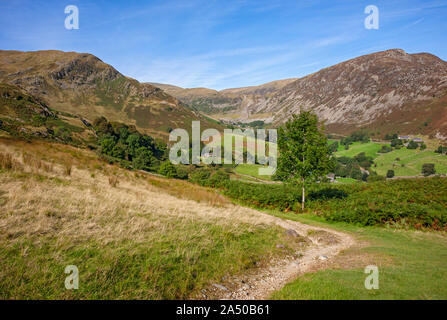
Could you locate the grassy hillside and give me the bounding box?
[0,83,96,146]
[0,50,223,140]
[1,134,446,300]
[0,137,300,299]
[234,164,273,181]
[375,149,447,176]
[333,140,447,177]
[334,141,385,158]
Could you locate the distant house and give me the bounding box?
[398,135,410,140]
[326,173,335,183]
[412,137,423,143]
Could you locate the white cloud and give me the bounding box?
[132,34,353,89]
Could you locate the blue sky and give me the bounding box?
[1,0,447,90]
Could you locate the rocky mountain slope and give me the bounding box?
[0,50,220,139]
[265,49,447,138]
[149,78,297,117]
[154,49,447,138]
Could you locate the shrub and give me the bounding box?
[328,141,339,153]
[187,168,447,230]
[391,139,403,147]
[320,178,447,230]
[175,166,189,180]
[158,161,177,178]
[207,170,230,187]
[407,141,418,149]
[367,172,385,182]
[386,170,395,178]
[189,168,212,184]
[435,146,447,154]
[308,188,347,200]
[378,145,392,153]
[422,163,436,176]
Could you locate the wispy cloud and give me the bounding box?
[133,35,347,89]
[1,0,446,89]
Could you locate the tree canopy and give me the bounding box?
[275,111,333,210]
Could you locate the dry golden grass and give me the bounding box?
[0,142,278,299]
[0,151,276,246]
[63,162,72,176]
[108,175,119,187]
[140,173,230,207]
[0,137,289,299]
[0,152,23,171]
[0,137,230,207]
[22,152,53,173]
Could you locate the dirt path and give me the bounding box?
[200,212,355,300]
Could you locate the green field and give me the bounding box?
[209,131,277,182]
[234,163,273,181]
[334,141,447,177]
[335,177,361,184]
[375,149,447,176]
[335,141,385,158]
[270,213,447,299]
[233,140,447,181]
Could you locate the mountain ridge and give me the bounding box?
[151,49,447,139]
[0,50,221,140]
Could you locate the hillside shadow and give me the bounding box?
[308,188,348,201]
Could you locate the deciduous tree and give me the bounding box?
[276,111,333,211]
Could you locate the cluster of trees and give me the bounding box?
[378,145,393,153]
[384,133,398,140]
[340,130,370,149]
[390,138,403,148]
[93,117,167,171]
[158,161,189,179]
[334,152,375,181]
[387,136,426,150]
[245,120,265,128]
[435,145,447,154]
[406,140,419,149]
